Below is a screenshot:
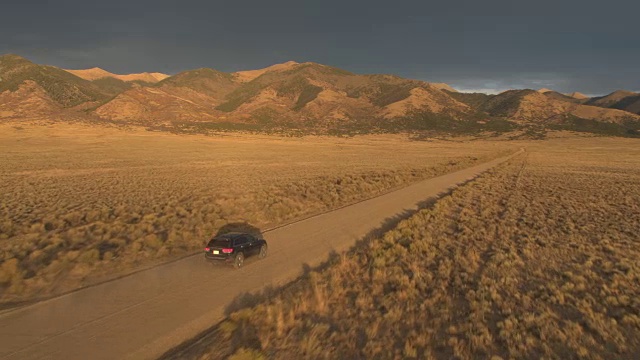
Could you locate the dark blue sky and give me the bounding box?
[1,0,638,95]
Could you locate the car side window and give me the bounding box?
[235,236,249,246]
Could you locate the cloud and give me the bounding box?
[1,0,639,94]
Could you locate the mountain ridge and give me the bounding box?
[2,54,639,137]
[0,54,112,107]
[65,67,170,83]
[586,90,640,115]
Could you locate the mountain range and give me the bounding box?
[1,54,639,137]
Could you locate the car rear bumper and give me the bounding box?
[204,253,233,264]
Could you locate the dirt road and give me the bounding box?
[0,150,522,360]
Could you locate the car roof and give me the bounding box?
[214,232,249,239]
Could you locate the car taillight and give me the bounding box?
[204,247,210,252]
[222,248,233,253]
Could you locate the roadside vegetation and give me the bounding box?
[0,124,512,305]
[186,137,640,359]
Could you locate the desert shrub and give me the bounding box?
[548,115,640,137]
[0,130,511,303]
[143,234,163,250]
[0,259,20,284]
[0,220,15,238]
[78,249,100,264]
[188,139,640,359]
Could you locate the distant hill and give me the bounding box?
[90,77,132,96]
[94,85,222,122]
[587,90,636,107]
[609,94,640,114]
[537,88,590,103]
[567,92,589,100]
[586,90,640,115]
[156,68,238,99]
[214,62,474,129]
[451,88,637,121]
[444,91,493,109]
[64,67,113,80]
[0,80,62,118]
[446,88,640,136]
[95,68,240,123]
[233,61,299,82]
[480,90,638,124]
[96,61,476,131]
[430,83,457,92]
[535,88,591,103]
[65,67,169,83]
[0,54,110,107]
[542,90,583,104]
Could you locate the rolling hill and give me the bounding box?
[448,89,640,136]
[156,68,238,99]
[610,95,640,114]
[0,80,62,118]
[233,61,299,82]
[94,68,240,123]
[541,90,584,104]
[586,90,640,115]
[94,84,223,123]
[95,61,476,130]
[568,91,589,100]
[0,54,111,107]
[587,90,636,107]
[216,63,471,122]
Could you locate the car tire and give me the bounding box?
[258,244,268,259]
[234,252,244,269]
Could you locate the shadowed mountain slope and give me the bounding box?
[586,90,640,115]
[0,54,111,107]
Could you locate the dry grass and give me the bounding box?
[189,137,640,359]
[0,122,513,305]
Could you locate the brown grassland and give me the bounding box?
[0,122,513,305]
[185,137,640,360]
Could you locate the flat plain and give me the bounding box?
[0,123,513,305]
[182,136,640,360]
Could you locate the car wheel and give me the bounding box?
[234,252,244,269]
[258,244,268,259]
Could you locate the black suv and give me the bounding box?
[204,232,268,268]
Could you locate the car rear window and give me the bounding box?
[208,238,231,247]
